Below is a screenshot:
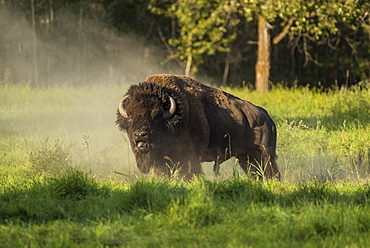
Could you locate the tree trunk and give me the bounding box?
[222,51,231,86]
[185,53,192,76]
[76,3,84,83]
[185,33,193,76]
[49,0,54,25]
[255,14,271,92]
[31,0,39,87]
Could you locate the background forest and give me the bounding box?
[0,0,369,89]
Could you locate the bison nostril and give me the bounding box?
[137,141,147,148]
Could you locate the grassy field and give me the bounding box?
[1,81,370,247]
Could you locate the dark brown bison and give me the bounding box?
[116,74,280,180]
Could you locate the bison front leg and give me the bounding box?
[147,157,170,178]
[158,156,203,180]
[180,159,203,180]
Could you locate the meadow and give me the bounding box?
[1,81,370,247]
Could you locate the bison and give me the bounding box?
[116,74,280,180]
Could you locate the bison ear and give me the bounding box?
[163,96,176,118]
[118,95,129,118]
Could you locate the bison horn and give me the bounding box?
[163,96,176,118]
[118,95,129,118]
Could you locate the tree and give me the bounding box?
[237,0,368,91]
[31,0,39,87]
[149,0,239,76]
[2,0,367,87]
[149,0,367,89]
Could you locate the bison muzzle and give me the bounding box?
[116,74,280,180]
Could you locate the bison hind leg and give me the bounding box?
[237,152,280,180]
[260,159,280,181]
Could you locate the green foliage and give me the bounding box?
[236,0,365,39]
[149,0,238,75]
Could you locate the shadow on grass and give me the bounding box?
[0,169,189,223]
[1,170,370,224]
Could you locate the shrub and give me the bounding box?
[29,138,72,176]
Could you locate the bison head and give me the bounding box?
[116,82,184,173]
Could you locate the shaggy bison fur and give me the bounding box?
[116,74,280,180]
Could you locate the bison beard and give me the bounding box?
[116,74,280,180]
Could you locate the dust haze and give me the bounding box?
[0,4,171,179]
[0,5,182,85]
[1,5,237,180]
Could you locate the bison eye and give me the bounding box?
[125,114,132,122]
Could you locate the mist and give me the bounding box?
[0,4,182,86]
[0,4,176,180]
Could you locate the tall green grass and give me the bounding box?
[1,82,370,247]
[1,83,369,182]
[1,170,370,247]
